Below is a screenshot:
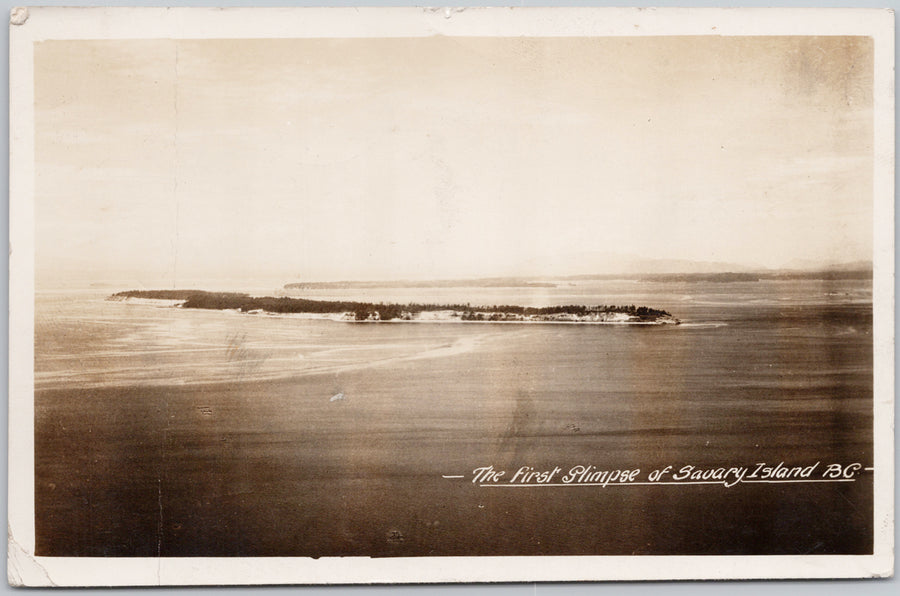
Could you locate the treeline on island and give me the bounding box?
[457,304,670,322]
[110,290,672,322]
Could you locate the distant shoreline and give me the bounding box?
[284,269,872,290]
[109,290,680,325]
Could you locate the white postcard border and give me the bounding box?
[8,6,895,586]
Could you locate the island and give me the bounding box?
[109,290,679,325]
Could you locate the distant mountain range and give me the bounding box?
[285,260,872,290]
[285,278,557,290]
[515,252,873,278]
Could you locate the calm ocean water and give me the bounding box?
[34,279,874,556]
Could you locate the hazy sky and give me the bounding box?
[35,36,873,285]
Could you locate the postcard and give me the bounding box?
[7,6,894,585]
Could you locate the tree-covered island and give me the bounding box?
[109,290,679,324]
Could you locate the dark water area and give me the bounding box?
[34,281,874,556]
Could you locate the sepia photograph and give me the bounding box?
[7,6,894,585]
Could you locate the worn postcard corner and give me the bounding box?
[9,6,28,27]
